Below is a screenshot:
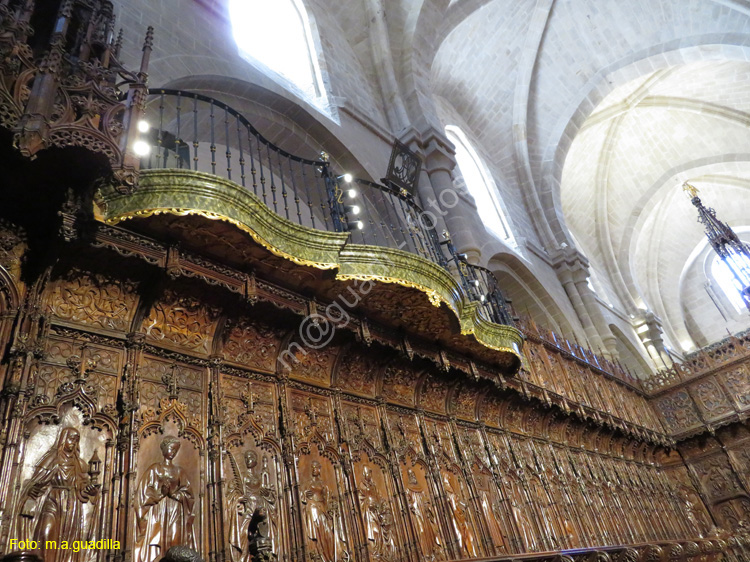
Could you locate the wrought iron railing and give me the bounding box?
[139,89,513,325]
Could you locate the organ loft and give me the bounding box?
[0,1,750,562]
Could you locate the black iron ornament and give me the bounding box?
[684,182,750,311]
[384,139,421,196]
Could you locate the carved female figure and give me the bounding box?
[18,427,99,562]
[302,461,341,562]
[404,468,441,560]
[134,437,196,562]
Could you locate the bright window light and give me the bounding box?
[228,0,329,112]
[712,251,750,313]
[445,126,515,244]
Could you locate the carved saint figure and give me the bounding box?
[442,473,477,557]
[358,465,396,561]
[228,451,279,562]
[134,437,196,562]
[679,487,711,537]
[302,461,344,562]
[478,487,506,552]
[404,468,441,560]
[18,427,99,562]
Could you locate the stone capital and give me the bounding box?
[420,128,457,175]
[550,245,590,281]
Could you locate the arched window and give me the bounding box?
[228,0,329,113]
[445,125,515,245]
[711,251,750,313]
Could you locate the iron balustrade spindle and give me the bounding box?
[247,128,257,196]
[258,134,267,206]
[315,165,329,230]
[175,93,182,168]
[158,91,165,167]
[209,100,216,175]
[192,95,199,170]
[237,114,245,187]
[266,143,277,213]
[300,160,315,229]
[277,149,289,220]
[289,157,301,224]
[224,106,232,181]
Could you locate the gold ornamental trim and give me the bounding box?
[335,273,443,308]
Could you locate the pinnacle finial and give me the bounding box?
[682,181,699,198]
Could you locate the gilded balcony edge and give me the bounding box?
[99,169,349,269]
[337,244,461,312]
[98,169,524,363]
[460,301,524,363]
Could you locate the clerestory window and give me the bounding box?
[711,250,750,313]
[445,125,515,245]
[228,0,330,114]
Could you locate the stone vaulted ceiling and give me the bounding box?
[425,0,750,349]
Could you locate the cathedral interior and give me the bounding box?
[1,1,750,561]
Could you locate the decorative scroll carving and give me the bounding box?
[691,380,732,417]
[694,457,744,502]
[722,367,750,407]
[381,363,418,406]
[144,290,221,353]
[419,374,451,414]
[134,437,196,562]
[223,318,283,373]
[655,392,701,433]
[47,270,138,332]
[290,345,337,385]
[335,350,379,396]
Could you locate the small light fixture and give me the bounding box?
[345,205,361,216]
[133,140,150,156]
[346,220,364,231]
[347,188,357,198]
[137,120,150,133]
[343,173,353,183]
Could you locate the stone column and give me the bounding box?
[554,260,603,351]
[633,312,672,369]
[571,266,618,359]
[551,246,619,357]
[421,128,482,264]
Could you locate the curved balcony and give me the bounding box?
[100,89,522,365]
